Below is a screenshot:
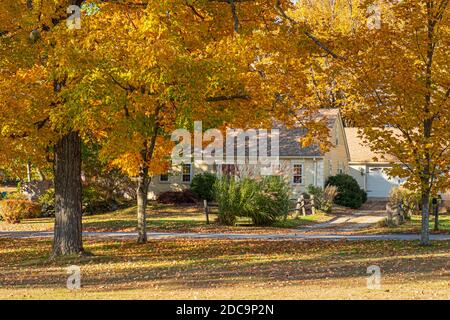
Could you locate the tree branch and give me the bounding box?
[108,73,135,92]
[273,0,344,60]
[185,0,205,20]
[206,94,250,102]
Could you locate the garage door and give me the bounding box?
[367,167,403,198]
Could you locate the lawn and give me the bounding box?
[0,203,331,234]
[0,238,448,299]
[359,214,450,235]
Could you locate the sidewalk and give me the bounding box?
[1,230,449,241]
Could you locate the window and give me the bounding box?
[159,173,169,182]
[182,164,192,182]
[293,164,303,184]
[329,160,333,175]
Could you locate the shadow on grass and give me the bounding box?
[1,238,449,291]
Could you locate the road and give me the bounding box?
[1,231,449,241]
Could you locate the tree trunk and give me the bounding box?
[52,131,83,256]
[420,192,430,246]
[136,157,149,244]
[135,107,160,244]
[26,160,32,182]
[433,199,439,231]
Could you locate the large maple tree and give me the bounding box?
[1,0,98,256]
[1,0,351,252]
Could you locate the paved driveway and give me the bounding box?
[298,201,389,233]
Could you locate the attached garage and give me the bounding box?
[345,128,402,200]
[366,166,403,198]
[345,128,448,201]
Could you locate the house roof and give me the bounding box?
[276,108,340,157]
[210,109,340,158]
[345,127,398,163]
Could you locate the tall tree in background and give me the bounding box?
[288,1,449,244]
[338,0,449,245]
[83,2,208,243]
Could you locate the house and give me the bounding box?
[148,109,350,199]
[345,127,405,199]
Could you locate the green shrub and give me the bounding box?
[326,174,366,209]
[213,176,290,226]
[361,189,368,204]
[38,188,55,217]
[307,184,338,213]
[190,172,218,202]
[0,199,41,224]
[82,186,115,215]
[252,176,290,225]
[213,178,240,225]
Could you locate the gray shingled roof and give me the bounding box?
[276,109,340,157]
[207,109,339,158]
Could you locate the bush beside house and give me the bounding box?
[190,173,217,202]
[326,174,367,209]
[156,190,199,204]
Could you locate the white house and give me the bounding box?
[148,109,350,199]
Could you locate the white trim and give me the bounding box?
[313,159,318,187]
[280,156,324,159]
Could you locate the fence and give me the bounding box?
[386,203,404,226]
[202,200,218,225]
[289,195,317,217]
[386,198,442,230]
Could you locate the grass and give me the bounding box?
[0,203,329,234]
[0,238,448,299]
[359,214,450,235]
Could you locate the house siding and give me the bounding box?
[323,115,350,183]
[148,162,209,200]
[148,158,324,199]
[280,158,324,197]
[349,164,367,190]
